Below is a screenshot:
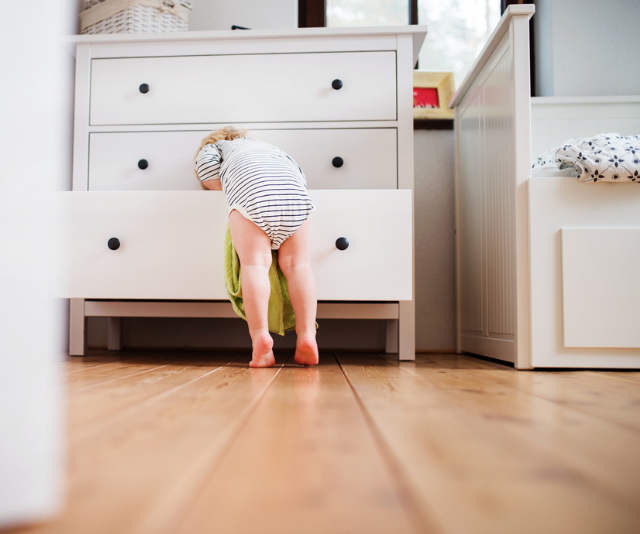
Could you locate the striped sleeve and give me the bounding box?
[195,143,222,182]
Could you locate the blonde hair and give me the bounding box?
[194,126,248,189]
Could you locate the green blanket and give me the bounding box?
[223,224,296,336]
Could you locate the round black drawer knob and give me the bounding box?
[138,159,149,170]
[331,79,343,90]
[335,237,349,251]
[107,238,120,251]
[332,157,344,168]
[139,83,150,94]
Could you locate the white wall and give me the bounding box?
[0,0,73,527]
[533,0,553,97]
[414,130,456,352]
[534,0,640,97]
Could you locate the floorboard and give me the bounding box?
[589,370,640,385]
[532,370,640,399]
[68,352,243,444]
[339,353,640,534]
[173,355,424,534]
[65,351,136,373]
[17,351,284,534]
[6,350,640,534]
[65,353,171,391]
[394,355,640,513]
[405,354,640,433]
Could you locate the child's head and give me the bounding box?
[197,125,247,153]
[195,125,248,189]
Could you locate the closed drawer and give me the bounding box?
[562,228,640,348]
[88,129,397,191]
[89,52,397,125]
[52,190,412,301]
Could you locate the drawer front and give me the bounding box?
[88,129,397,191]
[256,129,397,190]
[562,228,640,348]
[53,190,412,301]
[89,52,397,125]
[52,192,229,299]
[310,190,412,301]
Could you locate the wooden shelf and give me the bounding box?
[414,118,454,130]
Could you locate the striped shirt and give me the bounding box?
[195,136,315,250]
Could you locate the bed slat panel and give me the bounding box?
[485,44,516,338]
[454,7,536,365]
[458,93,485,336]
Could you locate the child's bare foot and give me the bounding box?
[250,331,275,368]
[294,333,319,366]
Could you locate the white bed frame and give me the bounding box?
[452,4,640,369]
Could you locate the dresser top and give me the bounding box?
[69,25,428,63]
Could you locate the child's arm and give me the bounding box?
[202,179,222,190]
[195,143,222,187]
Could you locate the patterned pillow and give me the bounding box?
[532,133,640,183]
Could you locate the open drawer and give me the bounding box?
[51,190,412,301]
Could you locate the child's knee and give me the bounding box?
[278,254,309,276]
[244,252,272,270]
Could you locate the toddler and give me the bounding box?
[195,126,319,367]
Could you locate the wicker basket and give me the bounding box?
[80,0,193,34]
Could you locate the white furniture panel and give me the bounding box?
[529,179,640,368]
[52,191,229,300]
[454,4,640,368]
[531,96,640,158]
[252,128,398,190]
[562,228,640,348]
[310,190,412,301]
[69,28,426,359]
[88,129,398,191]
[89,131,204,191]
[90,52,397,125]
[53,190,412,302]
[453,8,531,366]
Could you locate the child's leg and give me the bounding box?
[228,210,275,368]
[277,219,319,366]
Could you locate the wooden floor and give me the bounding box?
[9,350,640,534]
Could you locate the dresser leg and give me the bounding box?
[398,300,416,361]
[69,298,86,356]
[107,317,122,351]
[385,319,399,354]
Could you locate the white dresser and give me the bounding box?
[59,27,426,360]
